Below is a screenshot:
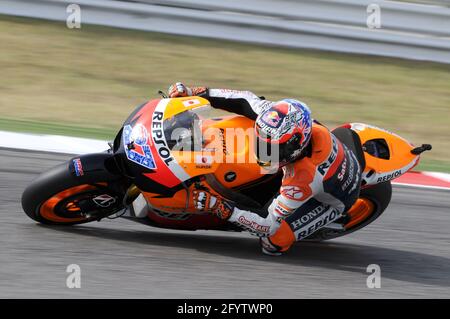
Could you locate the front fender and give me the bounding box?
[69,152,123,183]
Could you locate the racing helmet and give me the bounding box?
[255,99,312,168]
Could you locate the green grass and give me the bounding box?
[416,159,450,173]
[0,15,449,172]
[0,118,116,140]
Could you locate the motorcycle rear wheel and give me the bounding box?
[304,181,392,241]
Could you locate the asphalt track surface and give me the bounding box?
[1,148,450,298]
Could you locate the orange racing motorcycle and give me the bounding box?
[22,96,432,243]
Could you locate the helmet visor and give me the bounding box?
[254,132,303,169]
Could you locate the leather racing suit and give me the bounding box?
[186,87,362,251]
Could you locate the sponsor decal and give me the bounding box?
[141,99,190,187]
[280,186,303,200]
[290,205,328,230]
[127,99,190,187]
[341,149,360,193]
[376,169,402,183]
[219,89,240,94]
[195,154,213,169]
[256,120,279,137]
[92,194,116,208]
[151,111,176,166]
[295,208,341,240]
[274,202,294,218]
[219,128,228,155]
[123,124,157,170]
[261,111,282,128]
[337,157,347,181]
[224,171,237,182]
[72,158,84,177]
[256,103,288,138]
[318,136,339,175]
[237,216,270,234]
[341,158,354,190]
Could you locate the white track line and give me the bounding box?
[392,182,450,192]
[0,131,108,154]
[423,172,450,184]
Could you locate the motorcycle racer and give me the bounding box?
[168,82,362,255]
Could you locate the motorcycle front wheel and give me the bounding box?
[22,162,125,225]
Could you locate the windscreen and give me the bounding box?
[163,106,219,152]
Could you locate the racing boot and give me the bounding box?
[260,220,296,256]
[260,237,283,256]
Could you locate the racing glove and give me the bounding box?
[168,82,207,98]
[192,189,235,220]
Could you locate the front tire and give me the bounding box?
[22,163,124,225]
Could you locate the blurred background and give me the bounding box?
[0,0,449,172]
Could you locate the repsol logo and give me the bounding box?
[152,111,175,166]
[296,208,341,240]
[376,170,402,183]
[318,137,339,176]
[291,205,327,230]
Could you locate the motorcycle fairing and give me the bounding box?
[120,99,425,227]
[349,123,420,186]
[120,97,274,215]
[119,98,198,189]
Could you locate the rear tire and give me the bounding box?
[304,181,392,241]
[22,162,124,225]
